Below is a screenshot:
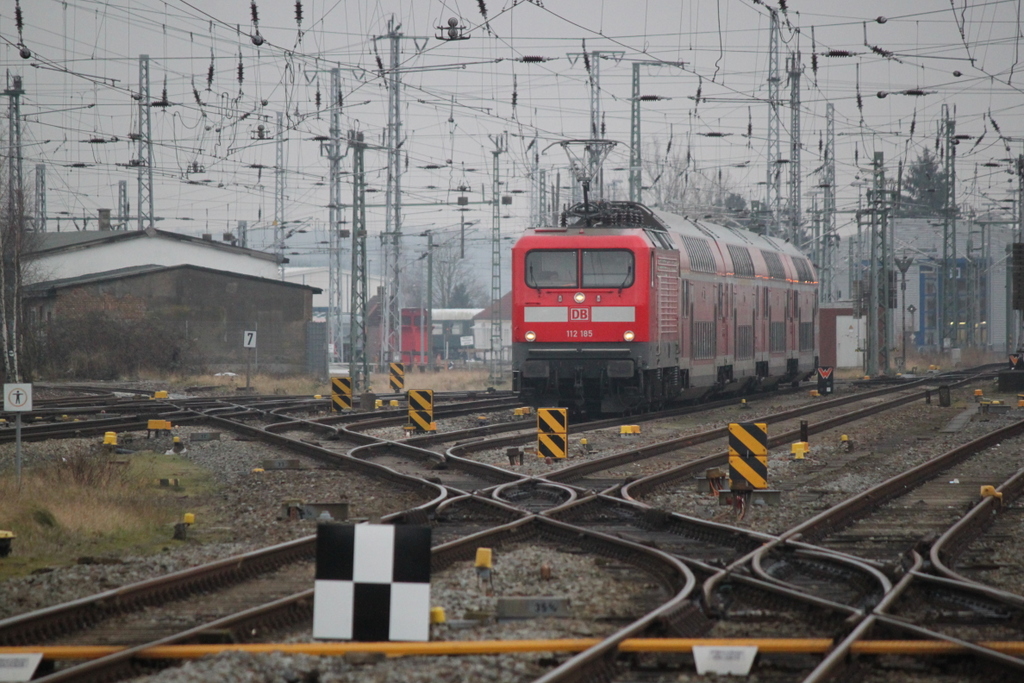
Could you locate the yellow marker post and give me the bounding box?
[389,363,405,391]
[407,390,435,433]
[332,376,352,412]
[537,408,568,458]
[728,422,768,490]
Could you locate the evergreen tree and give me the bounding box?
[898,149,947,217]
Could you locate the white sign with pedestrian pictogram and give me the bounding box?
[4,384,32,412]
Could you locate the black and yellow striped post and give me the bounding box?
[537,408,568,459]
[331,376,352,412]
[407,389,435,432]
[728,422,768,490]
[389,363,405,392]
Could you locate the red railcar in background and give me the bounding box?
[511,202,818,414]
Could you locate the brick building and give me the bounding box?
[24,264,323,375]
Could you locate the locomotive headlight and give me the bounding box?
[574,292,586,303]
[525,331,536,342]
[623,330,635,342]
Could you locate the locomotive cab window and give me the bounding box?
[525,250,577,288]
[582,250,634,288]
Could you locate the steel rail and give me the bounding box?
[930,466,1024,585]
[28,515,695,683]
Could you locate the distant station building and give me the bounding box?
[472,292,513,363]
[24,264,323,375]
[27,226,282,282]
[822,215,1016,370]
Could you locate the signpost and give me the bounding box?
[4,383,33,486]
[243,330,257,390]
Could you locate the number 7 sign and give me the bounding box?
[244,330,257,348]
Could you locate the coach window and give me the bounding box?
[582,250,634,288]
[525,250,577,288]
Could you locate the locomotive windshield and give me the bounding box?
[525,249,634,288]
[583,250,634,288]
[525,250,577,288]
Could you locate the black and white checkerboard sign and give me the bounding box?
[312,523,432,641]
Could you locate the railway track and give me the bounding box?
[6,369,1024,683]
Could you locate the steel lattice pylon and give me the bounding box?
[489,132,506,385]
[137,55,154,230]
[348,130,370,391]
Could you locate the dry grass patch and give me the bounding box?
[147,368,507,396]
[369,367,501,393]
[0,446,213,578]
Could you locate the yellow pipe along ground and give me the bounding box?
[4,639,1024,660]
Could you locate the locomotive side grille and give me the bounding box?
[769,321,787,353]
[692,321,717,359]
[736,325,754,359]
[793,257,816,283]
[727,245,756,277]
[761,250,787,279]
[682,236,717,273]
[799,321,815,351]
[656,256,680,339]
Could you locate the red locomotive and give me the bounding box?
[511,201,818,413]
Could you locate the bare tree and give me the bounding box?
[0,159,28,382]
[432,239,484,308]
[643,140,750,224]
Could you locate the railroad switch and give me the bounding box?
[791,441,809,460]
[739,399,750,409]
[146,419,173,438]
[695,467,728,494]
[506,448,524,466]
[389,399,400,408]
[1018,394,1024,408]
[840,434,854,452]
[974,389,985,402]
[809,390,820,397]
[619,425,640,437]
[980,485,1003,503]
[102,431,118,446]
[152,390,169,400]
[579,438,592,454]
[475,547,494,588]
[430,606,447,624]
[719,489,781,507]
[0,530,15,558]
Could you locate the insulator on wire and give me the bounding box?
[315,85,321,109]
[238,52,244,84]
[295,0,303,25]
[207,55,215,90]
[476,0,488,20]
[909,110,916,138]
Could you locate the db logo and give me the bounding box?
[569,307,590,321]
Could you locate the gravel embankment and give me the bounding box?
[125,540,668,683]
[0,422,430,620]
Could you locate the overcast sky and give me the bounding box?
[3,0,1023,278]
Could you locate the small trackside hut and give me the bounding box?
[511,201,818,414]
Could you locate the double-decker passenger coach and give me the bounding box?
[511,201,818,414]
